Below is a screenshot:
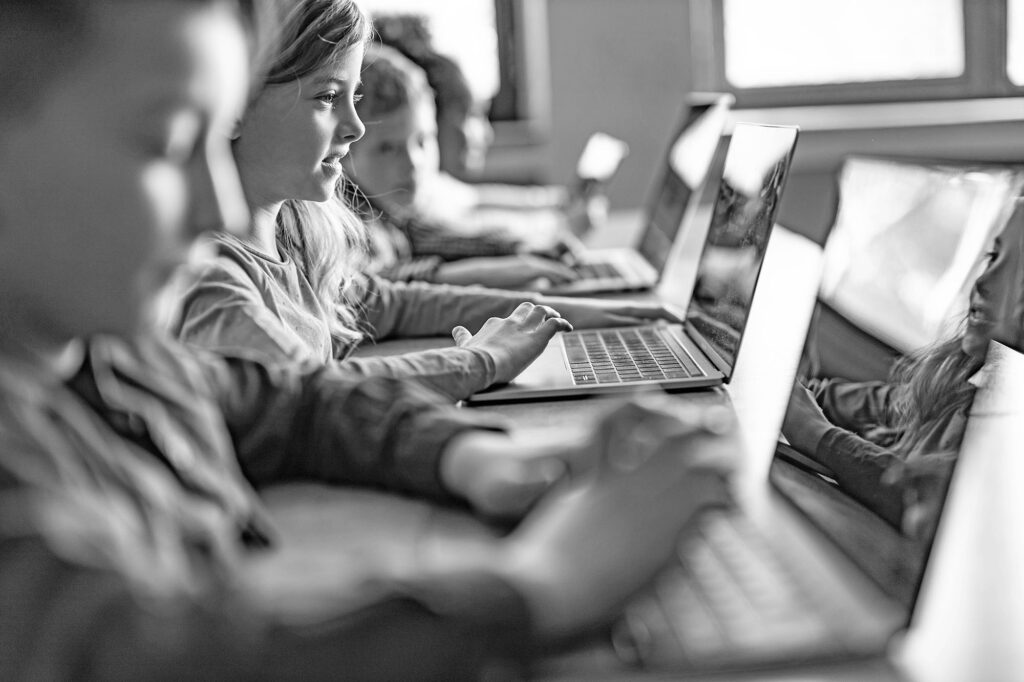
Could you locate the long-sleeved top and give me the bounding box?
[805,378,967,530]
[171,234,538,401]
[0,335,533,680]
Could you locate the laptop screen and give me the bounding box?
[770,348,975,624]
[685,123,800,378]
[636,94,733,275]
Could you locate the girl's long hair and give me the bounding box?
[885,332,981,459]
[258,0,372,346]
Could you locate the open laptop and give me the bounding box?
[604,350,984,675]
[544,92,734,295]
[466,122,800,405]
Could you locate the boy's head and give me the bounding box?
[0,0,251,345]
[421,52,493,179]
[344,43,440,211]
[373,12,493,179]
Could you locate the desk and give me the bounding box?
[255,207,1024,679]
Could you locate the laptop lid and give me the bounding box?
[683,122,800,382]
[634,93,734,277]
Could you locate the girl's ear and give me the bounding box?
[229,119,242,141]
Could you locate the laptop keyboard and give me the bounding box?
[573,261,624,280]
[613,509,841,669]
[563,328,700,385]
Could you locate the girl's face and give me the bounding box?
[962,213,1024,358]
[0,0,250,343]
[234,45,366,206]
[345,95,440,211]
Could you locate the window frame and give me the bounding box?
[488,0,552,147]
[689,0,1023,108]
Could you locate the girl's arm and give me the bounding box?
[811,429,906,529]
[173,261,500,402]
[356,275,683,340]
[805,378,897,437]
[782,383,905,528]
[354,274,535,339]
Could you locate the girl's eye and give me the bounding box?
[316,91,338,107]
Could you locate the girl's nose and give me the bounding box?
[336,104,365,143]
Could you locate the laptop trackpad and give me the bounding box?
[501,337,574,391]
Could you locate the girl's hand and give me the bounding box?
[451,301,573,385]
[781,382,834,454]
[536,295,685,329]
[435,255,579,289]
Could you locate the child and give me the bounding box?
[172,2,680,402]
[372,12,605,236]
[0,0,732,678]
[782,206,1024,536]
[344,43,579,286]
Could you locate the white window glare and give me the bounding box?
[358,0,500,101]
[1010,0,1024,84]
[723,0,965,88]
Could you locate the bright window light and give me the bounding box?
[359,0,500,101]
[1010,0,1024,84]
[723,0,965,88]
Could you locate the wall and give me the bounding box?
[485,0,1024,246]
[542,0,694,209]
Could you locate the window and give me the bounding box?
[1010,0,1024,84]
[357,0,547,135]
[690,0,1024,106]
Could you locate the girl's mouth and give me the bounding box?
[321,155,343,173]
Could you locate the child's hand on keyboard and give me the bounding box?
[494,396,737,638]
[452,301,573,385]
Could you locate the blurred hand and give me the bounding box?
[537,295,686,329]
[452,301,573,384]
[781,382,833,454]
[520,230,588,264]
[435,255,579,289]
[440,428,594,520]
[496,397,736,638]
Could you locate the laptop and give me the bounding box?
[544,92,735,295]
[466,122,800,405]
[603,348,988,675]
